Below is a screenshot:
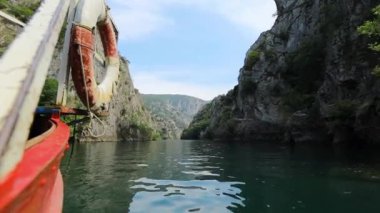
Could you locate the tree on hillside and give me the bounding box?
[358,4,380,75]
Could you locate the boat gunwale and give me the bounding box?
[0,117,70,212]
[25,119,56,150]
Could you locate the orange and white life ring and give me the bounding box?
[69,0,119,115]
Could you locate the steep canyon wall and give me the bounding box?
[184,0,380,145]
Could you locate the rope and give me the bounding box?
[86,112,106,138]
[78,43,106,138]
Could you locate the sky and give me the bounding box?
[107,0,277,100]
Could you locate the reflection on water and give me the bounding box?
[130,178,245,212]
[181,171,220,176]
[62,140,380,213]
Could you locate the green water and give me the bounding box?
[61,140,380,213]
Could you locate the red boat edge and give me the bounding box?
[0,1,120,211]
[0,112,70,212]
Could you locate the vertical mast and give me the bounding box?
[56,0,80,106]
[0,0,70,178]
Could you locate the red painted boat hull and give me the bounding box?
[0,115,70,213]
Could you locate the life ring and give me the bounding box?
[69,0,119,115]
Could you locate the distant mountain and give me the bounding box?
[141,94,207,139]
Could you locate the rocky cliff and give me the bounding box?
[142,94,206,139]
[184,0,380,145]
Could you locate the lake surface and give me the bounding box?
[61,140,380,212]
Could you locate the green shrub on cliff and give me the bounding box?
[240,78,256,96]
[320,4,345,36]
[38,78,58,106]
[0,0,40,22]
[283,39,325,93]
[358,4,380,76]
[127,112,160,141]
[358,5,380,50]
[181,119,210,139]
[282,90,315,112]
[131,121,159,141]
[328,100,358,121]
[245,49,261,68]
[248,50,260,61]
[278,30,289,41]
[181,103,212,139]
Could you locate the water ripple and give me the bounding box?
[129,178,246,212]
[182,170,220,177]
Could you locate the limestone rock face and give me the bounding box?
[185,0,380,144]
[142,94,207,139]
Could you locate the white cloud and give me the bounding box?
[107,0,174,40]
[179,0,276,32]
[105,0,276,99]
[107,0,276,41]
